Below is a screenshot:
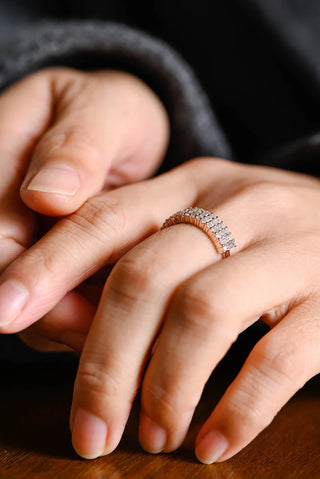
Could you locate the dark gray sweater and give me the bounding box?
[1,1,320,171]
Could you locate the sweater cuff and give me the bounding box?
[0,20,233,168]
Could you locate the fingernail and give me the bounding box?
[0,279,29,326]
[139,412,167,453]
[27,164,80,196]
[72,408,107,459]
[195,430,229,464]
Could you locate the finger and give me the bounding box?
[70,223,221,459]
[20,69,169,216]
[19,290,95,352]
[195,301,320,463]
[0,159,218,334]
[0,157,286,334]
[0,72,53,264]
[138,239,311,454]
[69,197,277,460]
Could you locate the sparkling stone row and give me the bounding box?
[166,207,236,253]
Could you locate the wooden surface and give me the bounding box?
[1,327,320,479]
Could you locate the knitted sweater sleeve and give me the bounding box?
[0,20,233,170]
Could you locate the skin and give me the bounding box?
[0,66,169,348]
[1,149,320,463]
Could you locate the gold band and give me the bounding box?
[161,207,236,259]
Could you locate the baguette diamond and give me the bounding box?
[161,207,236,259]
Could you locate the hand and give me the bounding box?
[5,67,169,217]
[1,158,320,462]
[0,66,169,348]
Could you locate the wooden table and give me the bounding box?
[1,326,320,479]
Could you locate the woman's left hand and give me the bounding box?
[1,158,320,462]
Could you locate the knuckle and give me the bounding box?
[186,157,231,173]
[252,339,304,388]
[236,180,295,213]
[183,157,232,194]
[143,383,195,421]
[228,392,272,432]
[36,126,99,163]
[77,357,122,400]
[174,282,232,337]
[68,195,125,251]
[19,245,62,281]
[239,180,278,196]
[145,384,178,417]
[111,248,165,298]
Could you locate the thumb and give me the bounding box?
[20,68,169,216]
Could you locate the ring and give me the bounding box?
[161,207,236,259]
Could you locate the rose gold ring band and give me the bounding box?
[161,207,236,259]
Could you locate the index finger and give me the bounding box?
[0,159,221,333]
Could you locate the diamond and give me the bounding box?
[211,222,223,233]
[202,215,215,224]
[216,227,230,238]
[219,234,233,245]
[212,217,221,226]
[222,240,235,252]
[206,217,218,227]
[185,208,194,216]
[215,227,228,238]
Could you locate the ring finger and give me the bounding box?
[70,199,305,459]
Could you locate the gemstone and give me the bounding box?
[216,228,230,238]
[222,240,235,251]
[207,217,219,227]
[219,235,233,245]
[215,227,228,238]
[211,222,223,233]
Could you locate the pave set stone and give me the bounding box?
[164,207,236,253]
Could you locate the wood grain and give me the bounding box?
[1,327,320,479]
